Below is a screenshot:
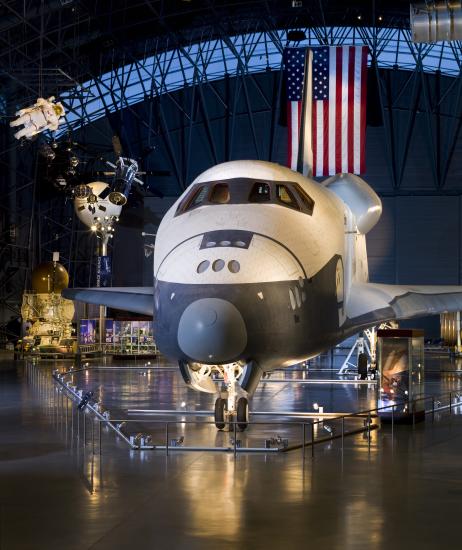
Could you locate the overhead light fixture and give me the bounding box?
[287,30,306,41]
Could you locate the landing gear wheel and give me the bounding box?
[214,398,227,430]
[236,397,249,431]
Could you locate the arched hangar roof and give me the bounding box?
[59,25,462,134]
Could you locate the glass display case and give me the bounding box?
[114,320,155,354]
[79,318,157,355]
[377,329,425,423]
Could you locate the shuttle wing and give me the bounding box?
[62,287,154,316]
[346,283,462,330]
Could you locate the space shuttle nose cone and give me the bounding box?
[177,298,247,363]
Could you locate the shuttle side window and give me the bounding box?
[209,183,230,204]
[249,182,271,202]
[276,184,300,211]
[292,184,315,215]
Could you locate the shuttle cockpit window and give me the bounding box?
[292,183,315,215]
[276,184,300,211]
[209,183,230,204]
[177,184,208,215]
[249,182,271,202]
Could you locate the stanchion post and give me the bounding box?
[165,422,169,456]
[234,422,237,458]
[302,423,306,461]
[391,404,394,440]
[412,400,415,428]
[99,420,102,456]
[368,413,371,451]
[450,392,452,415]
[432,396,435,422]
[83,411,86,450]
[311,422,315,458]
[341,417,345,452]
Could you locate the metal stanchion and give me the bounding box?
[412,400,415,428]
[311,422,315,458]
[83,411,86,451]
[165,423,169,456]
[92,419,95,456]
[99,421,102,456]
[368,413,371,451]
[234,422,237,457]
[341,417,345,452]
[391,404,394,441]
[432,397,435,422]
[450,392,452,415]
[302,423,306,461]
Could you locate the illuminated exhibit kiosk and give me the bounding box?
[79,317,157,357]
[377,329,425,423]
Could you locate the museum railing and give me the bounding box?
[49,366,462,458]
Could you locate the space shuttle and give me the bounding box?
[63,160,462,429]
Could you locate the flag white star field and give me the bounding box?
[284,45,369,177]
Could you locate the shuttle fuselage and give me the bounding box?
[153,161,377,384]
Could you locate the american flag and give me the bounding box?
[284,45,369,177]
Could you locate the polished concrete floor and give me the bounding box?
[2,351,462,549]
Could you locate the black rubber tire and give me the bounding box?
[214,398,227,430]
[358,353,368,380]
[236,397,249,431]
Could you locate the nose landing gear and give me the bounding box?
[214,397,227,430]
[213,363,250,431]
[214,396,249,431]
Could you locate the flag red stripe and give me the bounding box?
[335,48,343,174]
[347,46,355,173]
[312,100,317,175]
[287,100,292,168]
[323,100,329,174]
[360,46,368,174]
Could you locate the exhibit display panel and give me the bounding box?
[79,319,157,355]
[377,329,425,422]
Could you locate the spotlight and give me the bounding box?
[90,225,97,231]
[287,29,306,41]
[74,184,91,199]
[39,143,56,162]
[313,402,319,411]
[55,177,67,188]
